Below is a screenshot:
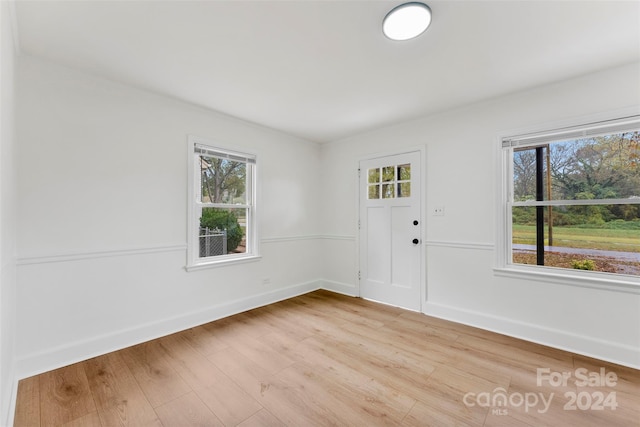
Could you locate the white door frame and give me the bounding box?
[356,147,427,311]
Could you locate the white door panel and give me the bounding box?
[391,205,412,289]
[366,207,387,284]
[359,151,422,311]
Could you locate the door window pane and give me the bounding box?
[398,164,411,180]
[368,185,380,199]
[368,163,413,199]
[398,182,411,198]
[382,184,395,199]
[368,168,380,184]
[382,166,395,182]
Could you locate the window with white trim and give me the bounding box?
[500,116,640,279]
[187,136,258,269]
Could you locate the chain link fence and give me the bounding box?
[199,227,227,257]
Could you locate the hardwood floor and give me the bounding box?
[14,290,640,426]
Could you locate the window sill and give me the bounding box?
[493,265,640,295]
[185,254,262,272]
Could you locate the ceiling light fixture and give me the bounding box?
[383,2,432,41]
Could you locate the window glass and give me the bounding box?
[508,129,640,276]
[199,156,247,204]
[382,183,395,199]
[398,182,411,197]
[382,166,395,182]
[200,207,247,256]
[368,168,380,184]
[398,164,411,180]
[514,133,640,202]
[368,185,380,199]
[189,139,257,268]
[367,164,412,199]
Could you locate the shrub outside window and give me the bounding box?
[187,137,258,269]
[500,116,640,280]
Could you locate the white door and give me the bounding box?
[359,151,422,311]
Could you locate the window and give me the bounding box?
[187,136,258,269]
[500,116,640,280]
[367,163,411,199]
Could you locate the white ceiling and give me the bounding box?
[13,0,640,143]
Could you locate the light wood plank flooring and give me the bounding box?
[14,290,640,426]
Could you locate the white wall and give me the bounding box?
[15,55,323,378]
[321,62,640,368]
[0,1,18,425]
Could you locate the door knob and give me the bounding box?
[412,238,419,245]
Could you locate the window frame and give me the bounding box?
[495,114,640,293]
[186,135,260,271]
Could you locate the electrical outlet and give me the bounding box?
[433,206,445,216]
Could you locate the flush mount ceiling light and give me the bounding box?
[383,2,432,41]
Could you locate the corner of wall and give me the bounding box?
[1,0,18,424]
[320,279,358,297]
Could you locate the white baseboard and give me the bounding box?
[423,301,640,370]
[16,280,321,380]
[1,370,17,427]
[320,279,358,297]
